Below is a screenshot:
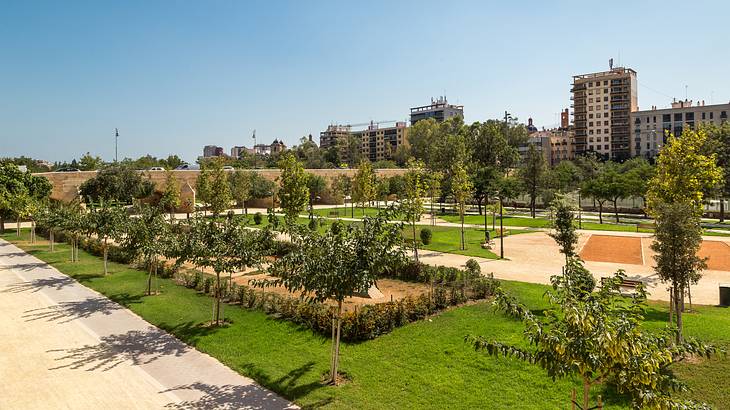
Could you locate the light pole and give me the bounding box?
[115,128,119,162]
[499,194,504,259]
[345,195,351,219]
[577,188,583,229]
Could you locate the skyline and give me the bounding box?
[2,0,730,163]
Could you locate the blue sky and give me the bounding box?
[2,0,729,163]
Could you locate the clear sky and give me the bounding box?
[2,0,729,164]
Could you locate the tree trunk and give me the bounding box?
[613,199,619,223]
[674,282,684,344]
[477,198,482,215]
[50,229,54,252]
[331,301,343,385]
[0,215,4,234]
[17,216,21,236]
[460,208,465,251]
[412,223,419,262]
[492,212,496,231]
[720,198,725,223]
[668,286,674,326]
[598,202,604,224]
[147,260,153,296]
[687,281,693,312]
[530,195,536,218]
[431,194,435,226]
[103,238,108,275]
[31,220,35,243]
[214,272,222,325]
[583,377,591,410]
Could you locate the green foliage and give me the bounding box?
[80,165,153,204]
[228,169,254,211]
[159,171,181,214]
[207,158,233,216]
[78,152,104,171]
[548,194,579,260]
[253,211,263,225]
[451,161,473,250]
[519,144,547,217]
[277,152,309,224]
[647,128,723,215]
[464,259,480,276]
[121,203,168,293]
[352,160,377,208]
[401,159,427,259]
[419,227,432,245]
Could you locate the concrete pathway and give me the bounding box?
[0,239,296,410]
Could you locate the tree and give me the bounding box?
[86,200,127,275]
[400,159,426,262]
[122,204,168,295]
[426,172,442,226]
[581,172,611,224]
[277,152,309,224]
[621,158,654,213]
[249,172,276,206]
[78,152,104,171]
[159,171,181,219]
[80,165,154,204]
[646,128,722,215]
[703,122,730,221]
[0,163,51,238]
[57,201,85,262]
[195,162,212,215]
[338,135,363,167]
[550,160,582,193]
[352,160,377,215]
[548,194,579,264]
[306,173,326,219]
[207,158,233,216]
[519,144,547,218]
[451,161,473,251]
[229,169,254,215]
[263,212,405,384]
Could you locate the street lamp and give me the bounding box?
[345,195,352,219]
[577,188,583,229]
[499,195,504,259]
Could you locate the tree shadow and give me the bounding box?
[1,251,32,258]
[162,382,297,410]
[22,296,126,323]
[47,327,189,371]
[159,321,219,345]
[2,275,75,293]
[239,361,323,401]
[1,261,51,272]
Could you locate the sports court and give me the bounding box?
[579,235,644,265]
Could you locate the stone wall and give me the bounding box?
[35,168,407,205]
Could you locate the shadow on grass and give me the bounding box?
[22,296,125,323]
[241,361,325,402]
[159,321,219,345]
[48,327,189,371]
[162,381,297,410]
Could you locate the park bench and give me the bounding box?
[635,222,655,232]
[601,277,645,294]
[328,211,340,218]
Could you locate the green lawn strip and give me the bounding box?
[6,231,726,409]
[308,206,396,219]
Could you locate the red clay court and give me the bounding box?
[699,241,730,271]
[580,235,643,265]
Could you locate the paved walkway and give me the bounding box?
[0,239,296,410]
[411,230,730,306]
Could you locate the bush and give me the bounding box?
[465,259,481,276]
[330,219,344,235]
[253,212,263,225]
[308,218,318,231]
[419,228,432,245]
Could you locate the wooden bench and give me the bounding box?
[601,277,645,293]
[636,222,655,232]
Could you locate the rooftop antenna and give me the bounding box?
[115,128,119,162]
[609,58,613,70]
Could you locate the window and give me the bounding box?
[589,106,593,111]
[604,104,609,110]
[686,112,694,121]
[589,98,594,103]
[596,105,601,110]
[604,121,609,126]
[596,113,601,118]
[653,116,657,123]
[722,111,728,118]
[646,116,650,123]
[589,137,594,142]
[589,145,594,151]
[710,112,714,119]
[604,88,608,94]
[604,137,609,142]
[597,129,602,134]
[604,145,609,150]
[589,130,594,135]
[588,82,593,87]
[589,122,594,126]
[589,114,594,119]
[674,113,683,122]
[702,112,706,120]
[605,129,609,134]
[663,114,671,122]
[604,80,608,86]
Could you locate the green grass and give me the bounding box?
[308,206,395,219]
[3,230,729,409]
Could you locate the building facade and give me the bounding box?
[410,96,464,125]
[354,122,409,162]
[548,129,575,166]
[632,99,730,158]
[230,146,247,158]
[571,67,637,160]
[203,145,224,157]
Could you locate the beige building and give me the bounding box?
[548,129,575,165]
[354,122,409,162]
[632,99,729,158]
[572,67,637,160]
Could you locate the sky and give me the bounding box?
[2,0,729,164]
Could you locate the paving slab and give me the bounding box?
[0,239,296,410]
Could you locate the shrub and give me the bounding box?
[308,218,318,231]
[330,219,344,235]
[253,212,263,225]
[465,259,481,276]
[419,228,432,245]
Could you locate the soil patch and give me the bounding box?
[580,235,643,265]
[698,241,730,271]
[233,274,430,312]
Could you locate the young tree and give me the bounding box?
[229,169,253,215]
[703,122,730,221]
[195,163,212,215]
[426,171,442,226]
[451,161,473,251]
[159,171,181,219]
[79,165,154,204]
[581,176,610,224]
[352,160,376,215]
[207,158,232,216]
[122,204,168,295]
[519,144,547,218]
[400,159,426,261]
[306,173,326,219]
[548,194,579,264]
[277,152,309,224]
[263,212,405,384]
[78,152,104,171]
[249,172,276,208]
[86,200,127,275]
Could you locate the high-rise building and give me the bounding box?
[571,67,637,160]
[203,145,224,157]
[354,121,409,162]
[230,146,247,158]
[632,99,729,158]
[410,96,464,125]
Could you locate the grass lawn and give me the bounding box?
[3,230,728,409]
[308,206,401,220]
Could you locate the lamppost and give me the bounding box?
[345,195,352,219]
[499,194,504,259]
[577,187,583,229]
[114,128,119,162]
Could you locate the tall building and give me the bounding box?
[319,124,352,151]
[632,99,730,158]
[354,121,409,162]
[571,67,637,160]
[410,96,464,125]
[203,145,224,157]
[230,146,247,158]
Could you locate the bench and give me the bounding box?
[636,222,655,232]
[328,211,341,218]
[601,277,645,293]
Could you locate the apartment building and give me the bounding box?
[355,122,409,162]
[203,145,224,157]
[632,99,730,158]
[549,129,575,166]
[571,67,637,160]
[410,96,464,125]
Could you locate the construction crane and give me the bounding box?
[342,119,403,129]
